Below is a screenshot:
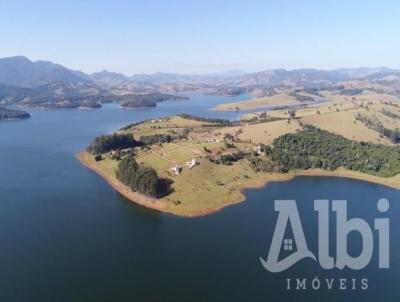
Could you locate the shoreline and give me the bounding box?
[76,152,400,218]
[0,117,30,121]
[76,152,171,214]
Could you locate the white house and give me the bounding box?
[253,145,262,155]
[186,158,197,169]
[171,164,182,175]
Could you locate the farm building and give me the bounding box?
[186,158,197,169]
[171,164,182,175]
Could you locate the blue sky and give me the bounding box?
[0,0,399,74]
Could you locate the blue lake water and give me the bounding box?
[0,93,399,301]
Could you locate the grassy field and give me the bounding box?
[79,149,269,216]
[301,109,391,144]
[214,87,400,114]
[242,96,400,145]
[79,116,272,216]
[209,119,302,145]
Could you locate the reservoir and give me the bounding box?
[0,94,399,301]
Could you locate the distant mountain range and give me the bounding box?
[0,56,399,108]
[0,56,91,87]
[88,64,400,94]
[90,67,400,89]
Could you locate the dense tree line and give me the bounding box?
[380,109,400,119]
[116,154,161,197]
[87,133,141,154]
[139,134,173,145]
[266,125,400,177]
[220,151,244,165]
[339,88,363,96]
[381,128,400,144]
[246,115,283,123]
[289,92,314,102]
[299,88,321,96]
[249,156,287,173]
[208,151,244,165]
[355,113,400,144]
[178,114,232,126]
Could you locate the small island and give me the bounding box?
[0,107,30,120]
[77,96,400,217]
[119,93,189,109]
[33,100,102,109]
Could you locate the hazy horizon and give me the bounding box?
[2,55,399,77]
[1,1,399,74]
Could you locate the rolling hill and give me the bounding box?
[1,56,400,109]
